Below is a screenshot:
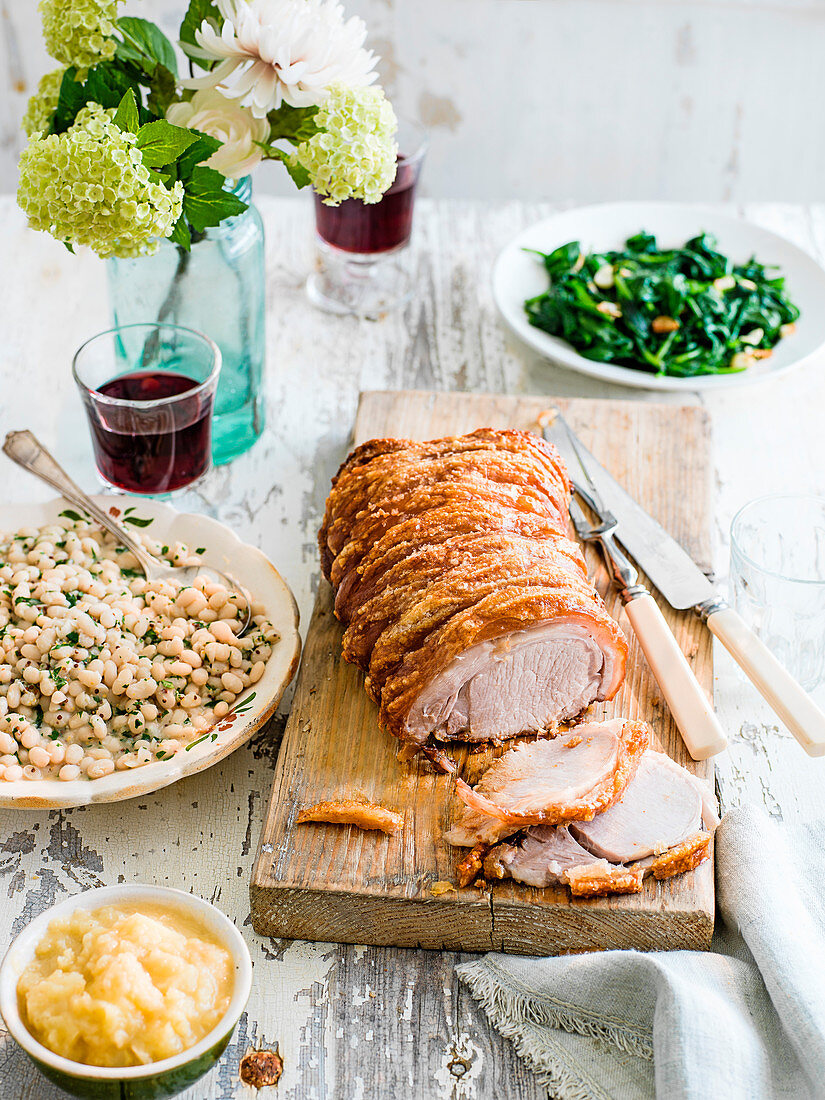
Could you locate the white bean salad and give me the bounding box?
[0,516,280,782]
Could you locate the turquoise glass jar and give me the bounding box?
[107,178,265,465]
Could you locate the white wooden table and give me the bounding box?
[0,196,824,1100]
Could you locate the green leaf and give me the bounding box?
[255,143,311,189]
[146,64,178,118]
[176,132,222,179]
[267,104,320,144]
[83,64,136,111]
[122,514,154,528]
[180,0,222,67]
[59,509,86,522]
[51,60,141,133]
[136,119,199,167]
[282,157,311,189]
[182,166,248,232]
[113,88,140,134]
[117,16,178,76]
[168,216,192,251]
[51,67,86,134]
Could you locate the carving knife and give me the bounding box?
[544,409,825,758]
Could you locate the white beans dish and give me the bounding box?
[0,518,280,783]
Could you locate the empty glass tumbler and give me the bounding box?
[730,494,825,692]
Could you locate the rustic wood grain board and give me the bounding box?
[251,390,715,955]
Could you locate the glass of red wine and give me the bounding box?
[73,324,222,496]
[306,118,428,317]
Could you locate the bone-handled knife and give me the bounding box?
[549,420,727,760]
[544,409,825,758]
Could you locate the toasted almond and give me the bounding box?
[596,301,622,319]
[713,275,737,292]
[730,351,756,371]
[781,322,797,337]
[740,327,764,346]
[651,315,680,334]
[593,263,615,290]
[752,348,773,360]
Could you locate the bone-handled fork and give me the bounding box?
[565,444,728,761]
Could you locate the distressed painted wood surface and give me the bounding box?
[252,391,714,954]
[0,196,824,1098]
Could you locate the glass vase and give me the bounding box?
[106,177,265,466]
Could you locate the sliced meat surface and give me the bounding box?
[378,591,627,746]
[444,719,650,847]
[569,750,705,862]
[399,620,616,741]
[485,825,601,888]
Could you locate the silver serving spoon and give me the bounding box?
[2,430,251,635]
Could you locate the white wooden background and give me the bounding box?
[4,0,825,202]
[0,194,824,1098]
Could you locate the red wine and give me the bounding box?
[315,157,419,254]
[91,371,212,493]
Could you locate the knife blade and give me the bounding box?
[544,415,715,610]
[542,408,825,758]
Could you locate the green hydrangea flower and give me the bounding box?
[39,0,119,71]
[17,103,184,259]
[22,68,67,138]
[295,85,397,205]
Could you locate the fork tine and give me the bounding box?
[569,497,598,540]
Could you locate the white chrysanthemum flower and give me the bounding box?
[167,90,270,179]
[183,0,379,118]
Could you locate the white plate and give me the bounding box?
[493,201,825,391]
[0,496,301,809]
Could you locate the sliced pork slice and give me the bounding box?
[378,590,627,746]
[484,825,601,888]
[341,533,587,669]
[443,719,650,847]
[569,750,710,862]
[365,564,598,704]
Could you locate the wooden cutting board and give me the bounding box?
[250,391,715,954]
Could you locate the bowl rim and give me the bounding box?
[0,884,252,1081]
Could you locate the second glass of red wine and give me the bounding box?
[306,119,428,317]
[73,324,221,496]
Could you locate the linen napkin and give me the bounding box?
[456,805,825,1100]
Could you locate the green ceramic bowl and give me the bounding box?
[0,885,252,1099]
